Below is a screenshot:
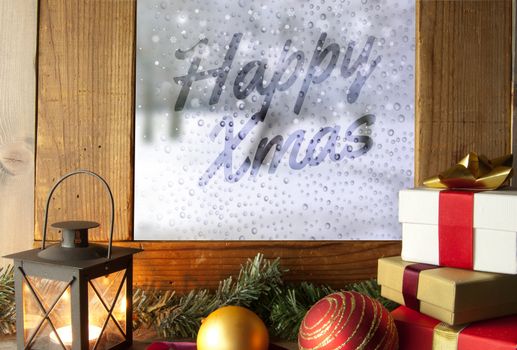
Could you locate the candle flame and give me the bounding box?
[120,297,127,313]
[49,325,102,345]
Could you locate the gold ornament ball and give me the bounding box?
[197,306,269,350]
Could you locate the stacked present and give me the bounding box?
[377,153,517,349]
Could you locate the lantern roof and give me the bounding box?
[52,220,100,230]
[4,244,141,270]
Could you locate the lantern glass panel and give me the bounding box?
[22,276,72,349]
[88,269,127,350]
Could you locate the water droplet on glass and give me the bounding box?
[190,98,200,108]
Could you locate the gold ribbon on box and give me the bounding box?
[432,323,468,350]
[423,152,513,190]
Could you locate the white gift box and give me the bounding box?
[399,188,517,274]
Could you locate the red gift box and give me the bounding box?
[392,306,517,350]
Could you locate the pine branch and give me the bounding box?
[269,282,336,341]
[133,253,286,339]
[268,280,397,341]
[213,253,283,309]
[0,266,15,335]
[153,289,214,339]
[345,279,399,311]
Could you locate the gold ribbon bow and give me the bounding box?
[423,152,513,190]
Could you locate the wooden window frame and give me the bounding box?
[33,0,512,291]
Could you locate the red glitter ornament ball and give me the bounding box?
[298,291,398,350]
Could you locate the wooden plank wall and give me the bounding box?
[35,0,512,292]
[416,1,512,180]
[36,0,135,242]
[0,0,38,268]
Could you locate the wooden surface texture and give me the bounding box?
[126,241,401,291]
[36,0,135,241]
[34,0,513,290]
[0,0,37,267]
[415,0,512,185]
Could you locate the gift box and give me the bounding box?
[399,187,517,274]
[377,256,517,325]
[392,305,517,350]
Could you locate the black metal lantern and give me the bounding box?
[4,170,141,350]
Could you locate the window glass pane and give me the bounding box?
[134,0,416,241]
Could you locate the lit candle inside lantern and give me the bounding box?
[114,297,127,320]
[49,325,102,346]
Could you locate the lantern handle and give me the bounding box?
[41,169,115,259]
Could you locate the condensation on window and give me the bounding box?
[134,0,415,240]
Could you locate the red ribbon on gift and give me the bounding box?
[438,190,475,269]
[402,263,438,310]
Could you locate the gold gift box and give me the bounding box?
[378,256,517,325]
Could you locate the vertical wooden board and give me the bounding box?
[416,0,512,185]
[36,0,135,241]
[0,0,37,267]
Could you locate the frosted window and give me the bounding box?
[135,0,415,240]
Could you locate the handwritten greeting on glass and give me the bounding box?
[135,0,415,240]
